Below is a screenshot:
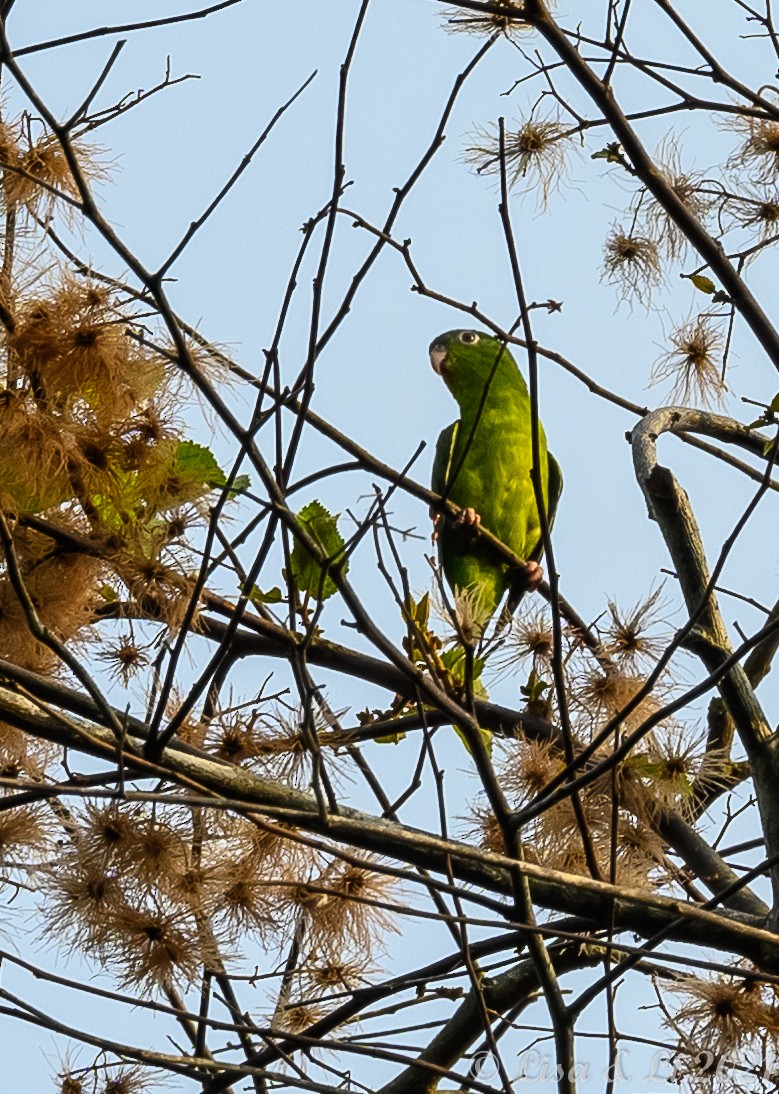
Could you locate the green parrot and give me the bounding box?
[429,328,562,625]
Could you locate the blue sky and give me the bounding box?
[4,2,779,1090]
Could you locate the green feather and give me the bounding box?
[429,329,561,622]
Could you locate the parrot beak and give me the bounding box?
[429,344,447,375]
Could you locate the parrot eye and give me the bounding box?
[459,331,480,345]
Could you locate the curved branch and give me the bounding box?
[631,405,779,920]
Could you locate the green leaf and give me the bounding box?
[248,585,284,605]
[404,592,430,631]
[520,669,551,704]
[520,669,553,718]
[288,500,348,601]
[688,273,716,294]
[440,648,489,701]
[591,142,623,163]
[172,441,251,500]
[231,474,251,497]
[441,648,482,683]
[375,731,407,745]
[452,723,493,757]
[746,394,779,431]
[175,440,222,486]
[356,707,384,726]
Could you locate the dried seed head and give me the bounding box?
[98,634,150,686]
[211,857,275,940]
[497,607,554,672]
[244,820,300,867]
[651,316,727,406]
[5,133,108,218]
[668,974,779,1056]
[180,815,314,923]
[300,955,372,998]
[465,116,574,206]
[576,668,662,735]
[81,809,141,866]
[467,800,507,855]
[12,278,163,422]
[602,588,668,668]
[206,706,320,787]
[116,546,197,633]
[163,688,207,749]
[241,820,317,887]
[448,581,494,645]
[0,402,71,512]
[163,861,213,914]
[292,857,398,957]
[529,812,603,876]
[43,857,124,953]
[0,550,101,673]
[624,727,717,818]
[602,228,663,305]
[728,111,779,186]
[751,196,779,229]
[527,804,658,888]
[0,121,20,174]
[640,137,713,259]
[162,508,193,542]
[500,738,564,803]
[0,801,48,856]
[58,1074,85,1094]
[692,745,734,804]
[102,1065,149,1094]
[11,137,80,206]
[441,1,531,37]
[209,715,266,766]
[111,904,208,993]
[0,720,55,779]
[274,1001,328,1033]
[612,815,666,885]
[727,191,779,240]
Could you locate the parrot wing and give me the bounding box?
[432,421,459,499]
[528,450,563,563]
[504,449,563,620]
[432,419,498,597]
[548,450,563,527]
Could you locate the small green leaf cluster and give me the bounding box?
[287,499,349,602]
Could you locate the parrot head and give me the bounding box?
[429,329,521,403]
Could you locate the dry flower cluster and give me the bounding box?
[469,589,711,885]
[0,107,401,1089]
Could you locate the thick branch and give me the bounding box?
[377,943,600,1094]
[1,687,778,970]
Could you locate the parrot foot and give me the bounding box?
[456,507,480,527]
[510,559,544,592]
[455,507,481,545]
